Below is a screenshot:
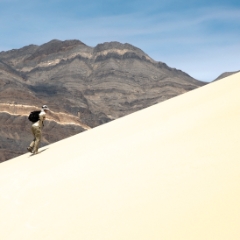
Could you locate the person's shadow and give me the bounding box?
[29,148,49,157]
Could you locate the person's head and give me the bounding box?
[42,105,50,113]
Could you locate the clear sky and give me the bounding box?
[0,0,239,81]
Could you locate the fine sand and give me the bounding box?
[0,72,240,240]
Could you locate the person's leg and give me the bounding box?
[32,127,42,154]
[27,127,36,152]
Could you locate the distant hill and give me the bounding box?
[214,70,240,81]
[0,39,207,162]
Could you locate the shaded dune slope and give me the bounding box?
[0,72,240,240]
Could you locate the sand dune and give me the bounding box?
[0,72,240,240]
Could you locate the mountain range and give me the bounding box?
[0,39,233,162]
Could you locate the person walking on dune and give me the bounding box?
[27,105,50,155]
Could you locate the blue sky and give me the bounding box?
[0,0,239,81]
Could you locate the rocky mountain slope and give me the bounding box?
[0,39,207,162]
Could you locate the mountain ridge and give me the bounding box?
[214,70,240,81]
[0,39,207,162]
